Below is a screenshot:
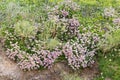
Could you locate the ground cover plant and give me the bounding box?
[0,0,120,80]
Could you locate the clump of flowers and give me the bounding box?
[113,18,120,25]
[67,19,80,34]
[18,50,62,70]
[61,10,69,18]
[48,0,80,23]
[6,41,62,70]
[104,7,115,17]
[63,32,99,70]
[47,1,81,41]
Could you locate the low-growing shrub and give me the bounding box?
[1,0,101,71]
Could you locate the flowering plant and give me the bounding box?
[0,0,100,71]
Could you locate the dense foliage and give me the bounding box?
[0,0,120,79]
[0,0,100,71]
